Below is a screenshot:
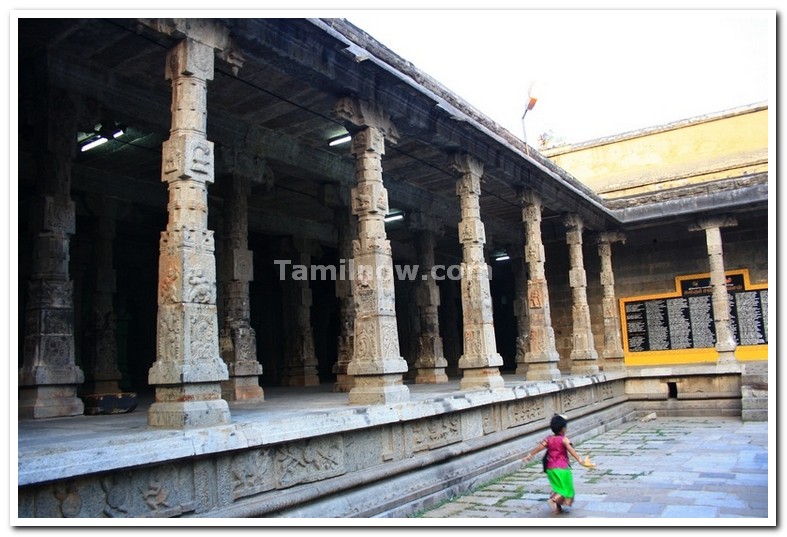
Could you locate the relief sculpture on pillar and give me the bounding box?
[528,286,543,309]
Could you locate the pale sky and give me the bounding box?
[346,9,774,145]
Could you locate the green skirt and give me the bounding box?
[545,468,575,499]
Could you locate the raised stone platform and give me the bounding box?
[16,364,756,519]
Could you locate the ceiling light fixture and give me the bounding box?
[384,210,405,223]
[80,136,109,152]
[492,249,510,262]
[328,134,352,147]
[79,125,125,152]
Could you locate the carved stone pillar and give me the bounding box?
[148,38,230,428]
[410,212,448,384]
[511,247,529,376]
[689,216,739,364]
[334,205,357,392]
[450,154,504,391]
[19,88,85,418]
[318,185,356,393]
[597,231,626,370]
[280,237,320,387]
[441,279,462,378]
[83,195,123,395]
[218,151,264,402]
[520,189,561,381]
[564,214,599,375]
[334,97,409,405]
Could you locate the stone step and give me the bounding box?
[742,397,768,410]
[742,409,768,421]
[741,374,768,386]
[740,365,768,421]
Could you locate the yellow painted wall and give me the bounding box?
[544,104,768,199]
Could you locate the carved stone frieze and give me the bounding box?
[231,449,274,500]
[562,388,592,412]
[274,437,345,489]
[505,398,546,428]
[481,405,501,435]
[410,414,462,452]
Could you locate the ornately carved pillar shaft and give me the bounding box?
[19,87,85,418]
[690,217,739,364]
[451,154,504,391]
[520,189,561,381]
[84,196,123,395]
[218,153,264,402]
[511,248,529,375]
[335,97,409,405]
[596,232,626,370]
[280,237,320,387]
[411,213,448,383]
[333,203,357,392]
[148,38,230,428]
[564,214,599,375]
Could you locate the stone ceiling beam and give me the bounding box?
[43,46,520,245]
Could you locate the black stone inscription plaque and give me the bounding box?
[624,273,766,352]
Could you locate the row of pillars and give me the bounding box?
[19,34,740,426]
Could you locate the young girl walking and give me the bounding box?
[522,414,595,514]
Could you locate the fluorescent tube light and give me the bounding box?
[81,137,108,152]
[329,135,351,146]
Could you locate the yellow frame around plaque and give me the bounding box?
[619,268,768,366]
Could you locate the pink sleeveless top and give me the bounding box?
[545,434,570,469]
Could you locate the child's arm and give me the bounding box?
[522,439,547,463]
[564,436,594,467]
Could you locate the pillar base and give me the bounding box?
[333,374,354,393]
[460,367,505,391]
[19,386,84,419]
[601,356,626,371]
[221,378,265,402]
[223,360,264,401]
[415,368,449,384]
[717,349,739,365]
[716,352,742,374]
[348,374,409,405]
[570,362,600,376]
[525,362,562,381]
[285,373,320,387]
[148,383,231,428]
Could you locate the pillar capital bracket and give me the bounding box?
[689,215,738,232]
[518,187,542,207]
[563,213,584,231]
[141,19,245,74]
[597,231,626,245]
[333,97,399,144]
[449,152,484,178]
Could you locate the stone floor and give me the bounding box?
[411,416,771,524]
